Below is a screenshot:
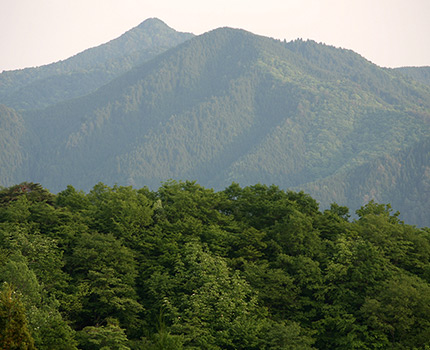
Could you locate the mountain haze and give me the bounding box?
[1,21,430,226]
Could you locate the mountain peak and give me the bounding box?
[132,17,193,37]
[137,17,169,28]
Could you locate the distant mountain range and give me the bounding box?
[1,18,430,226]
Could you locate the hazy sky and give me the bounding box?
[1,0,429,72]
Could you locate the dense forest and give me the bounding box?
[1,181,430,349]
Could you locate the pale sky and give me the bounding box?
[1,0,429,72]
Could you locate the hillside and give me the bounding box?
[0,18,193,110]
[0,105,28,185]
[301,136,430,225]
[2,24,430,226]
[396,66,430,87]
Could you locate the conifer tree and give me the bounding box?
[0,282,36,350]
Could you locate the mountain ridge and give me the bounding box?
[1,22,430,226]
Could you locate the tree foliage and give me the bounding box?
[0,181,429,349]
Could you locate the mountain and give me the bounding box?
[0,18,193,110]
[2,23,430,226]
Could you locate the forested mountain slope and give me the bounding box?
[301,136,430,225]
[0,105,28,185]
[396,66,430,87]
[0,18,193,110]
[2,24,430,226]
